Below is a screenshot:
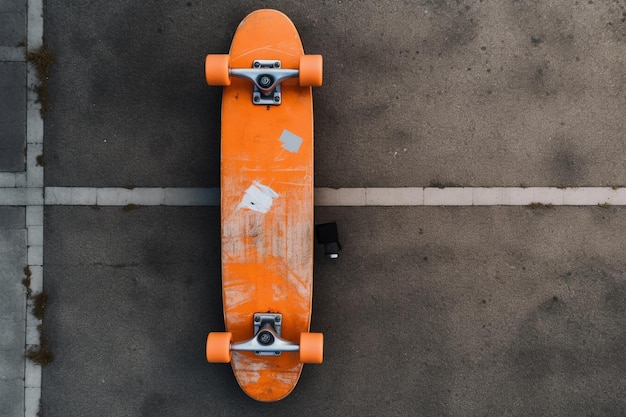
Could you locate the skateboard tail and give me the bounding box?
[232,352,302,402]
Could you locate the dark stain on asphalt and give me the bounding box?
[606,1,626,41]
[552,149,584,185]
[140,392,168,417]
[547,136,587,186]
[507,260,626,414]
[604,279,626,314]
[530,60,559,97]
[421,0,479,54]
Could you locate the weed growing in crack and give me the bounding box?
[123,204,141,212]
[22,266,32,298]
[25,325,54,366]
[22,266,54,366]
[26,45,55,117]
[529,202,553,209]
[31,292,48,320]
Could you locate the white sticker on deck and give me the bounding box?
[236,181,279,213]
[279,129,303,153]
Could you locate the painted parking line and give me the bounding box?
[43,187,220,206]
[316,187,626,206]
[3,187,626,207]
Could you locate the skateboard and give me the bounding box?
[204,9,324,402]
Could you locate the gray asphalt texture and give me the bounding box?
[40,0,626,416]
[0,61,26,172]
[0,208,27,417]
[44,0,626,188]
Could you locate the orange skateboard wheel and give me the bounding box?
[298,55,323,87]
[205,54,231,86]
[299,332,323,363]
[206,332,232,363]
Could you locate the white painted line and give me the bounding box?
[25,206,43,226]
[529,187,564,205]
[314,188,366,206]
[424,187,473,206]
[96,187,165,206]
[26,144,43,188]
[26,61,40,112]
[26,88,40,111]
[45,187,96,205]
[4,187,626,206]
[163,188,219,206]
[24,387,41,417]
[471,187,564,205]
[24,303,43,388]
[314,187,626,206]
[24,360,41,388]
[27,0,44,50]
[26,109,43,144]
[562,187,626,205]
[471,187,516,205]
[24,2,45,417]
[42,187,221,206]
[27,266,43,294]
[604,188,626,205]
[27,226,43,246]
[365,188,423,205]
[25,324,40,346]
[0,188,43,205]
[27,246,43,266]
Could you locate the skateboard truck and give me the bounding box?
[230,313,299,356]
[230,60,298,105]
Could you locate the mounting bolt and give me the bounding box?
[274,96,280,103]
[254,62,261,68]
[254,96,260,103]
[254,315,261,322]
[274,61,280,68]
[274,316,281,323]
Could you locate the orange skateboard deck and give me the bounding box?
[204,9,323,402]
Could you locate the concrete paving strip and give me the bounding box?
[317,187,626,206]
[3,1,48,416]
[2,187,626,207]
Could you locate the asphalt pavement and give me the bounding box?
[2,0,626,416]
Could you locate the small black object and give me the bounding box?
[315,222,341,259]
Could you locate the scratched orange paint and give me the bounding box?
[219,9,315,401]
